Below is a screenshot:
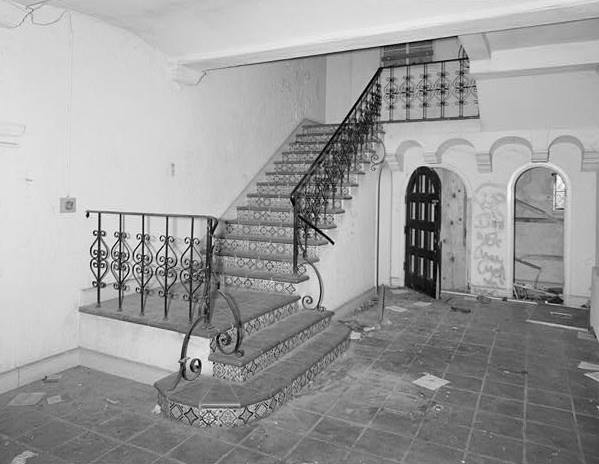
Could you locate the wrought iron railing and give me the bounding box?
[290,68,384,275]
[379,58,478,122]
[86,210,218,321]
[85,210,243,386]
[289,57,478,286]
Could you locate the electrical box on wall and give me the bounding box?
[60,197,77,213]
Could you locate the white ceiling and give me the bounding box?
[12,0,599,70]
[487,17,599,50]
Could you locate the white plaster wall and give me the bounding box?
[476,70,599,131]
[308,167,379,312]
[325,48,380,123]
[0,11,326,374]
[383,120,597,305]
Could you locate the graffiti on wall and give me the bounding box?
[473,183,506,289]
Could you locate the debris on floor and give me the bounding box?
[10,451,37,464]
[151,404,162,415]
[412,373,450,391]
[7,392,45,407]
[42,373,62,383]
[386,305,408,313]
[350,331,362,340]
[450,305,472,313]
[577,361,599,370]
[105,398,120,405]
[499,367,528,376]
[578,331,596,341]
[46,395,63,405]
[412,301,432,307]
[584,371,599,383]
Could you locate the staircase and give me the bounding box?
[154,122,370,428]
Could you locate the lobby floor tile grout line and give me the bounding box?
[398,316,467,463]
[461,327,498,462]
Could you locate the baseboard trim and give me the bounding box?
[332,286,378,320]
[0,346,177,395]
[79,348,172,386]
[0,348,80,395]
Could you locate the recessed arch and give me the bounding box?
[436,138,475,158]
[507,162,571,304]
[489,136,534,162]
[392,140,423,172]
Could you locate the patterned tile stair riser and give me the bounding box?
[211,314,333,383]
[247,196,345,210]
[157,337,350,428]
[256,184,353,196]
[216,237,320,259]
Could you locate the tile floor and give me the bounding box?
[2,291,599,463]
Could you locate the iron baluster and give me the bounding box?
[440,61,446,119]
[423,63,428,120]
[459,58,465,118]
[88,212,108,307]
[133,214,153,316]
[188,218,195,322]
[203,218,214,325]
[164,216,169,319]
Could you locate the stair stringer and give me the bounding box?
[298,164,379,313]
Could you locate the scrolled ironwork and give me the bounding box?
[298,258,325,311]
[380,58,478,122]
[180,236,205,317]
[132,229,154,314]
[213,289,244,357]
[290,68,383,273]
[155,220,179,319]
[88,213,109,307]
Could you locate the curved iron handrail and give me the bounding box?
[290,68,383,272]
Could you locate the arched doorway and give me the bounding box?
[404,167,441,298]
[513,166,565,302]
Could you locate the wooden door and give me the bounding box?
[437,169,468,292]
[404,167,441,298]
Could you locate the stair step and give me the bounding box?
[237,205,345,215]
[217,236,320,261]
[216,248,317,263]
[256,180,358,188]
[295,132,334,140]
[225,218,336,229]
[210,310,333,382]
[219,233,329,246]
[224,219,335,240]
[247,192,351,200]
[220,267,309,284]
[302,124,339,135]
[80,288,300,340]
[154,322,350,427]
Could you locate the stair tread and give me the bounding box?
[256,181,358,188]
[216,248,320,263]
[265,170,365,176]
[154,322,349,408]
[247,192,352,200]
[225,218,336,229]
[219,233,329,246]
[79,288,299,339]
[209,310,333,366]
[237,205,345,214]
[219,267,309,284]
